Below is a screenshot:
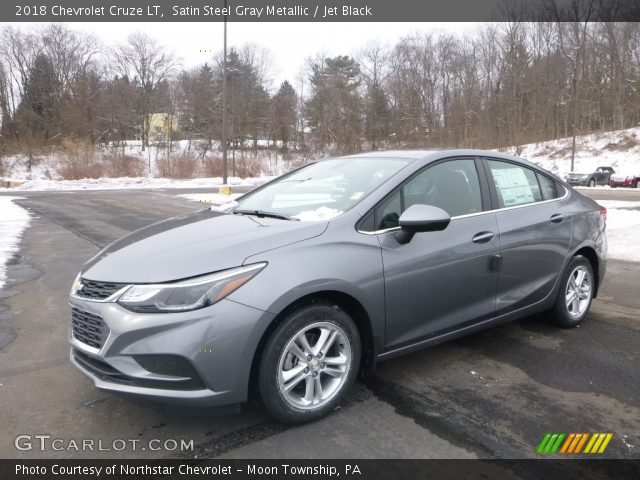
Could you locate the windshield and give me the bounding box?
[233,157,411,221]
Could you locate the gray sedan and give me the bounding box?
[69,150,607,423]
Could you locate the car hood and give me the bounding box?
[81,209,327,283]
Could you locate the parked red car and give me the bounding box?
[610,172,639,188]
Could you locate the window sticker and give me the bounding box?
[492,167,535,206]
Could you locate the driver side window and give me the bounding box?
[372,159,483,230]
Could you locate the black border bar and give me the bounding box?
[2,459,640,480]
[4,0,640,22]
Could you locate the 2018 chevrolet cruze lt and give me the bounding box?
[69,150,607,423]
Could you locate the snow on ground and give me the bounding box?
[2,176,275,192]
[177,193,242,204]
[504,127,640,180]
[2,127,640,191]
[575,186,639,192]
[0,140,297,186]
[598,200,640,263]
[0,197,31,289]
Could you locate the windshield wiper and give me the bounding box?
[233,209,299,221]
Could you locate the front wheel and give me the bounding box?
[258,302,361,424]
[552,255,594,328]
[588,178,596,187]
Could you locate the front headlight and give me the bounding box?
[117,262,266,313]
[70,273,82,296]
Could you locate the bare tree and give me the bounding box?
[358,41,392,149]
[112,32,178,151]
[0,26,40,144]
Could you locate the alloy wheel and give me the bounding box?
[565,266,592,318]
[277,322,351,410]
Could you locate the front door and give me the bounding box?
[374,158,500,351]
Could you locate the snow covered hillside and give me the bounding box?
[503,127,640,180]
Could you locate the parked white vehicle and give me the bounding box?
[609,171,640,188]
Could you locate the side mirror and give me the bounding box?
[395,204,451,244]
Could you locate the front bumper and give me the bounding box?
[567,178,589,186]
[68,296,275,407]
[610,179,637,187]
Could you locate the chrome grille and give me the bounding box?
[77,279,126,300]
[71,307,108,349]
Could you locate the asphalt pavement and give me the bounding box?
[0,187,638,460]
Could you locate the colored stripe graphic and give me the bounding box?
[538,433,613,454]
[537,433,552,454]
[550,433,565,453]
[584,433,614,454]
[537,433,566,453]
[560,433,575,453]
[567,433,582,453]
[574,433,589,453]
[584,433,598,453]
[598,433,613,453]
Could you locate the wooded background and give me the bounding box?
[1,21,640,164]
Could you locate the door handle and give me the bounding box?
[472,231,494,244]
[550,214,566,223]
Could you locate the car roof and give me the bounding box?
[333,148,561,180]
[339,149,442,160]
[337,149,539,167]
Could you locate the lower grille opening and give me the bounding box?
[133,354,202,378]
[73,350,205,391]
[71,308,108,349]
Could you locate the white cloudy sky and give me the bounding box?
[16,21,472,88]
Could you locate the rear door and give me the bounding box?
[483,158,572,315]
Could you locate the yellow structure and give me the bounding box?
[147,113,180,141]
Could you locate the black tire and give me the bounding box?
[552,255,594,328]
[258,301,361,424]
[588,178,596,187]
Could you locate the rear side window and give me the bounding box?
[487,160,542,208]
[537,173,558,201]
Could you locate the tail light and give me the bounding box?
[599,205,607,223]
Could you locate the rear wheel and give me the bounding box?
[258,302,361,424]
[553,255,594,328]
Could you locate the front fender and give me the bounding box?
[228,230,386,348]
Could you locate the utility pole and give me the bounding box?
[570,69,578,173]
[222,0,228,185]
